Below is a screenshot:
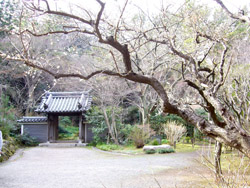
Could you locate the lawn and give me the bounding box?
[198,146,250,187]
[96,144,144,154]
[58,125,79,140]
[175,143,200,153]
[95,143,201,155]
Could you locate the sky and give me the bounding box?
[50,0,250,19]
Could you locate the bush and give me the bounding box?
[86,107,136,144]
[162,121,187,146]
[123,106,140,125]
[145,149,156,154]
[119,124,133,144]
[183,136,191,143]
[150,113,194,138]
[157,148,175,154]
[59,116,72,127]
[96,144,121,151]
[161,139,169,144]
[149,139,160,145]
[58,125,70,134]
[0,95,17,139]
[129,126,150,148]
[58,125,79,140]
[0,123,12,139]
[87,141,97,147]
[15,134,39,146]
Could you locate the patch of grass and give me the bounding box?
[119,145,144,154]
[175,143,200,153]
[96,143,200,154]
[96,144,121,151]
[200,149,250,187]
[221,152,250,173]
[58,125,79,140]
[95,143,144,154]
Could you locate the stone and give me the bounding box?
[143,145,172,152]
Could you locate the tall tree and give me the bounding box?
[1,0,250,157]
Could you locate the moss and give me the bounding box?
[0,137,19,162]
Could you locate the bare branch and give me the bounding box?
[198,44,214,67]
[95,0,106,42]
[109,50,120,73]
[197,32,220,43]
[114,0,129,40]
[184,79,226,128]
[214,0,250,25]
[42,0,50,11]
[24,29,94,37]
[213,42,228,94]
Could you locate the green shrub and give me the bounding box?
[119,124,133,144]
[96,144,121,151]
[58,125,79,140]
[157,148,175,154]
[123,106,140,125]
[161,139,169,144]
[15,134,39,146]
[58,125,70,134]
[0,123,12,139]
[184,136,191,143]
[145,149,156,154]
[149,139,160,145]
[129,126,150,148]
[87,141,97,147]
[59,116,72,127]
[86,107,135,145]
[86,107,111,144]
[0,94,17,139]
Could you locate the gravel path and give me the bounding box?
[0,147,209,188]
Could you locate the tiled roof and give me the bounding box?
[17,116,47,123]
[35,91,92,113]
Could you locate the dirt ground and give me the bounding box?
[0,147,212,188]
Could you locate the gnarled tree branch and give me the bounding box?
[214,0,250,25]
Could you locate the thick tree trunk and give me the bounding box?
[25,86,35,116]
[111,108,119,144]
[162,102,250,158]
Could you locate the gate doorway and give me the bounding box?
[58,116,79,141]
